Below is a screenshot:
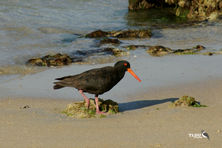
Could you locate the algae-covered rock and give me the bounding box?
[123,45,149,50]
[110,29,152,38]
[86,29,152,39]
[103,48,130,56]
[147,44,208,56]
[85,30,108,38]
[147,45,172,56]
[194,45,205,50]
[26,53,73,67]
[128,0,165,10]
[62,98,119,118]
[99,38,121,45]
[129,0,222,21]
[172,48,199,55]
[172,96,207,107]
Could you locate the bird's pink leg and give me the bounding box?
[95,96,106,114]
[78,90,90,109]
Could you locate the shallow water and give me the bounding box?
[1,0,222,99]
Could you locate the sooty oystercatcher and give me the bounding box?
[53,60,141,114]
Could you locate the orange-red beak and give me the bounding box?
[127,68,141,82]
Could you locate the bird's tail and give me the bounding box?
[53,75,74,89]
[53,83,65,89]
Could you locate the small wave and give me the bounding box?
[0,65,45,76]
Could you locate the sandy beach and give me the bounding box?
[1,77,222,148]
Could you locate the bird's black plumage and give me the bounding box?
[53,60,130,95]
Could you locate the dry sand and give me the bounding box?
[1,78,222,148]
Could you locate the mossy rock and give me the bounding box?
[99,38,120,45]
[110,29,152,38]
[85,29,152,39]
[172,96,207,107]
[62,98,119,118]
[26,53,73,67]
[147,45,172,56]
[147,44,207,56]
[103,48,130,57]
[85,30,109,38]
[123,45,149,50]
[172,48,199,55]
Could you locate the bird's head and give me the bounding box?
[114,60,141,82]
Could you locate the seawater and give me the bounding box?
[0,0,128,66]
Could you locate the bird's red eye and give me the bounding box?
[124,63,127,66]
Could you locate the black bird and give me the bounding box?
[53,60,141,114]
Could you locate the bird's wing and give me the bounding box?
[54,66,114,92]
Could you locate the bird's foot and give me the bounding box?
[96,110,106,115]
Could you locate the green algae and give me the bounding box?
[62,98,119,118]
[172,96,207,107]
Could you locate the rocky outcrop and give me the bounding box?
[146,45,207,56]
[99,38,121,45]
[103,48,130,56]
[109,29,152,38]
[26,53,74,67]
[129,0,222,21]
[85,30,108,38]
[147,45,173,56]
[86,29,152,39]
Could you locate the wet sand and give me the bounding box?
[1,78,222,148]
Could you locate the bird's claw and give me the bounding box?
[96,110,107,115]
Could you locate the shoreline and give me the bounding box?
[1,54,222,101]
[1,78,222,147]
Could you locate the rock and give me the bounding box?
[129,0,222,21]
[123,45,149,50]
[173,48,198,55]
[194,45,205,50]
[173,45,205,55]
[202,52,214,56]
[147,45,172,56]
[172,96,207,107]
[110,29,152,38]
[62,98,119,118]
[85,30,108,38]
[99,38,121,45]
[86,29,152,39]
[187,0,222,21]
[100,100,119,113]
[103,48,130,56]
[128,0,165,10]
[27,53,73,67]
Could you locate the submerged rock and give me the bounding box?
[147,45,172,56]
[86,29,152,39]
[194,45,205,50]
[123,45,149,50]
[85,30,108,38]
[99,38,121,45]
[172,96,207,107]
[173,45,205,55]
[110,29,152,38]
[173,48,199,55]
[27,53,73,67]
[62,98,119,118]
[103,48,130,56]
[147,45,209,56]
